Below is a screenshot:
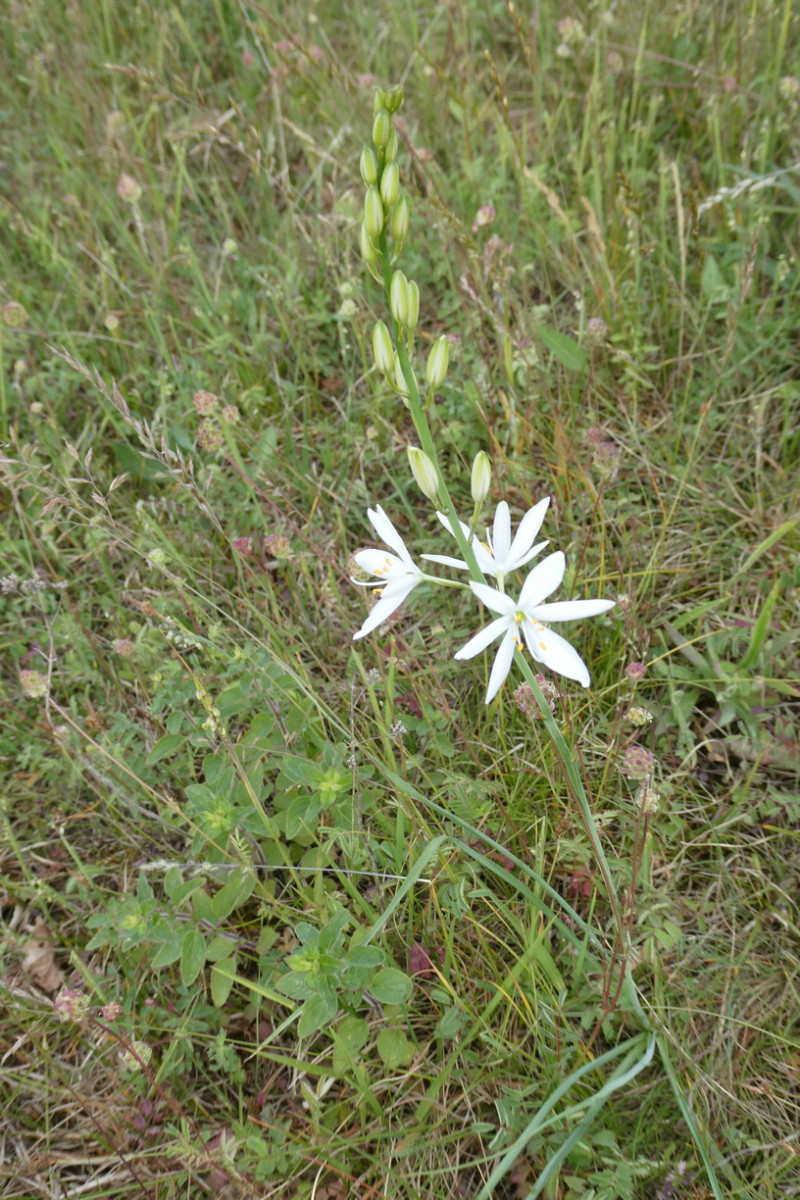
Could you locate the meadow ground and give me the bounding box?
[1,2,799,1198]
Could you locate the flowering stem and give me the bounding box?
[377,231,485,586]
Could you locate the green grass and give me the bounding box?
[1,1,799,1198]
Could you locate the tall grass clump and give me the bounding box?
[1,2,798,1199]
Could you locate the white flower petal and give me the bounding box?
[531,598,615,623]
[506,496,549,568]
[518,551,566,609]
[367,506,413,564]
[353,594,404,639]
[421,552,469,569]
[485,630,518,703]
[454,615,512,660]
[521,620,591,687]
[354,548,409,576]
[435,510,472,541]
[511,539,550,572]
[491,502,512,562]
[469,581,517,616]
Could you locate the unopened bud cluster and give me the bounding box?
[359,86,410,280]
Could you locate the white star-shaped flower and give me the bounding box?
[424,498,550,586]
[455,551,615,703]
[351,506,425,639]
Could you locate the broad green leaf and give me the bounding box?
[211,870,256,920]
[210,956,237,1007]
[145,732,184,765]
[332,1015,370,1074]
[369,968,412,1005]
[298,989,338,1038]
[150,933,183,970]
[275,972,316,1000]
[346,945,384,970]
[377,1028,411,1070]
[537,324,587,373]
[180,928,206,987]
[206,932,237,962]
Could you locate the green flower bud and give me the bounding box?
[380,161,400,207]
[406,280,420,331]
[391,193,410,242]
[407,446,439,502]
[372,87,386,114]
[425,335,449,388]
[390,270,409,326]
[384,85,404,113]
[360,145,379,186]
[359,220,378,267]
[372,108,391,149]
[470,451,492,505]
[372,320,394,374]
[393,352,409,396]
[364,186,384,238]
[383,128,399,162]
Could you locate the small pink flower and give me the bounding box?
[220,404,240,425]
[196,418,223,451]
[20,669,48,699]
[241,50,255,66]
[112,638,135,657]
[116,173,141,203]
[620,745,656,779]
[625,661,647,681]
[101,1001,122,1021]
[472,203,497,231]
[514,677,559,719]
[54,987,90,1023]
[192,389,218,415]
[263,533,292,559]
[232,536,253,556]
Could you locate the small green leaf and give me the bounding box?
[163,866,183,898]
[377,1028,411,1069]
[206,933,237,962]
[435,1006,464,1039]
[298,989,338,1038]
[211,870,255,920]
[332,1015,370,1073]
[537,325,587,373]
[370,967,412,1005]
[346,945,384,970]
[210,956,237,1007]
[150,933,183,970]
[180,928,206,987]
[145,732,184,765]
[275,972,316,1000]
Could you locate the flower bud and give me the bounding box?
[391,193,410,242]
[372,87,386,114]
[380,161,400,207]
[383,128,399,162]
[393,352,409,396]
[390,270,409,326]
[384,85,404,112]
[359,220,378,267]
[360,145,379,185]
[406,279,420,331]
[425,335,449,388]
[372,320,394,374]
[372,108,391,148]
[470,451,492,505]
[407,446,439,502]
[364,186,384,238]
